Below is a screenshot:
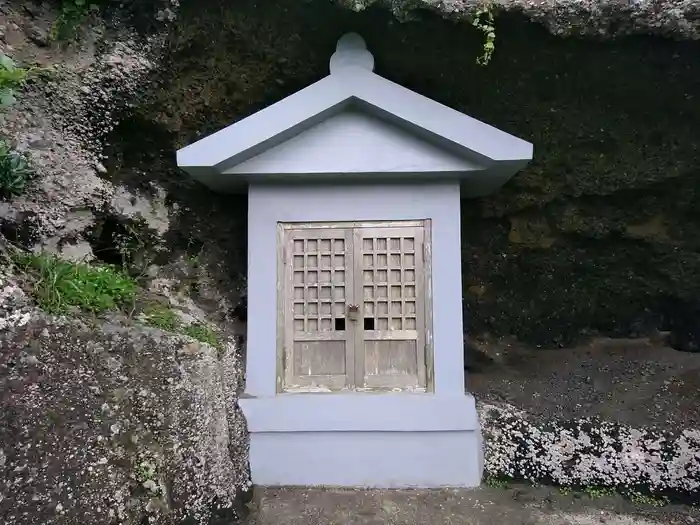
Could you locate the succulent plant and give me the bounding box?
[0,140,35,198]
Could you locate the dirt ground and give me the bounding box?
[467,336,700,429]
[249,485,699,525]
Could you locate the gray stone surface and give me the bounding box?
[0,0,173,260]
[249,486,698,525]
[0,277,250,524]
[334,0,700,39]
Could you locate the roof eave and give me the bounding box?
[180,157,531,196]
[344,68,534,163]
[176,66,534,173]
[176,74,350,169]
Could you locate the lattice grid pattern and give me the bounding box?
[292,236,347,332]
[361,236,417,331]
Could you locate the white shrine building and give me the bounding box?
[177,33,533,488]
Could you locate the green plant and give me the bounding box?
[472,2,496,66]
[142,303,180,331]
[15,252,137,314]
[188,253,201,268]
[0,140,35,198]
[182,322,221,349]
[113,222,154,277]
[626,490,669,507]
[185,237,204,269]
[52,0,102,41]
[0,54,30,110]
[135,460,157,483]
[484,474,510,489]
[583,486,617,499]
[134,458,163,495]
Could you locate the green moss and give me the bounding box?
[139,304,224,352]
[142,303,180,331]
[625,490,669,507]
[181,322,221,349]
[484,474,511,489]
[583,486,617,499]
[15,252,138,314]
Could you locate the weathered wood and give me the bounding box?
[278,221,432,392]
[355,226,427,390]
[281,227,355,391]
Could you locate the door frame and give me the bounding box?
[276,220,434,393]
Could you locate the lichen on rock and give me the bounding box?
[0,2,173,260]
[333,0,700,39]
[479,402,700,498]
[0,270,31,331]
[0,312,250,524]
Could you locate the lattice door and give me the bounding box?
[282,228,355,391]
[354,226,427,390]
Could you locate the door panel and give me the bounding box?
[283,227,354,391]
[354,226,427,390]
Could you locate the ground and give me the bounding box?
[469,337,700,429]
[247,485,699,525]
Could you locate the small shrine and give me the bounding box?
[177,33,533,488]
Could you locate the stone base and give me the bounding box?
[239,393,483,488]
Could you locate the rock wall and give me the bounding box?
[480,402,700,500]
[335,0,700,39]
[0,2,251,523]
[6,0,697,350]
[0,274,250,524]
[133,0,700,347]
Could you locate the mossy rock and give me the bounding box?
[116,0,700,346]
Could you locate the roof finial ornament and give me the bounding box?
[329,33,375,74]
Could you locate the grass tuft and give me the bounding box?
[15,252,137,314]
[140,304,224,353]
[181,322,221,349]
[141,302,180,331]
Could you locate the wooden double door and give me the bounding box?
[278,220,432,393]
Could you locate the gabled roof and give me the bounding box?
[176,33,533,197]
